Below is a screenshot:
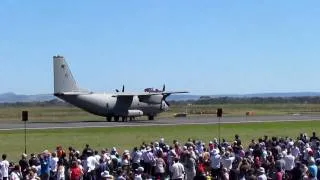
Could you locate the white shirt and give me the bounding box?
[292,146,300,158]
[94,155,101,162]
[86,156,98,172]
[257,174,267,180]
[57,166,65,180]
[170,162,185,179]
[131,151,142,164]
[0,161,3,179]
[50,157,59,172]
[210,153,221,169]
[221,156,235,171]
[284,154,295,171]
[134,174,142,180]
[0,160,9,177]
[9,171,21,180]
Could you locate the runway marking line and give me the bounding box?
[0,118,319,131]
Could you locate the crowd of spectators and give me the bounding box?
[1,132,320,180]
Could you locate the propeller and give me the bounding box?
[160,85,170,110]
[160,97,170,110]
[115,85,124,93]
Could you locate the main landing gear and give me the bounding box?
[148,116,154,120]
[105,116,136,122]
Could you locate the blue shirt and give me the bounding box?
[308,164,318,178]
[40,156,51,175]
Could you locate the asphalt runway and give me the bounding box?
[1,114,320,130]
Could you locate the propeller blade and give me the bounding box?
[162,84,165,92]
[122,85,125,92]
[165,99,170,106]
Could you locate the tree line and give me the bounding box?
[170,96,320,105]
[1,96,320,107]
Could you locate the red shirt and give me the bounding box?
[71,167,82,180]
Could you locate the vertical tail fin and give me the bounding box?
[53,55,79,94]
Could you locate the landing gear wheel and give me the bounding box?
[148,116,154,120]
[114,116,119,122]
[106,116,112,122]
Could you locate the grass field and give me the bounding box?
[1,103,320,123]
[1,120,319,162]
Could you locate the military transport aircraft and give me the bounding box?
[53,55,188,122]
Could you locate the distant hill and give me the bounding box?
[1,92,320,103]
[243,92,320,97]
[0,92,54,103]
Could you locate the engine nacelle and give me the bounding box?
[128,110,144,117]
[138,94,163,104]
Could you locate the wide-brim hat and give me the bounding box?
[101,171,112,178]
[257,167,265,174]
[136,166,144,172]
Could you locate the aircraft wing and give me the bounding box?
[162,91,189,98]
[111,91,189,98]
[111,93,159,97]
[112,91,188,97]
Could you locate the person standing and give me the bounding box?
[184,153,196,180]
[18,154,29,179]
[9,165,22,180]
[40,151,51,180]
[56,160,65,180]
[154,152,166,180]
[257,167,267,180]
[1,154,9,180]
[170,157,184,180]
[50,152,59,180]
[69,161,83,180]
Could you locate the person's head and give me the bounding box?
[242,158,248,164]
[31,166,37,173]
[51,152,57,157]
[235,134,239,139]
[313,132,316,137]
[2,154,7,160]
[29,170,35,177]
[21,153,27,159]
[174,157,179,163]
[85,144,89,148]
[94,150,98,155]
[71,161,78,168]
[13,164,20,171]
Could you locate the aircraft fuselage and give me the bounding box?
[54,93,168,117]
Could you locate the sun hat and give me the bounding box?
[257,167,265,174]
[101,171,113,178]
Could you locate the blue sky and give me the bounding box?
[1,1,320,95]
